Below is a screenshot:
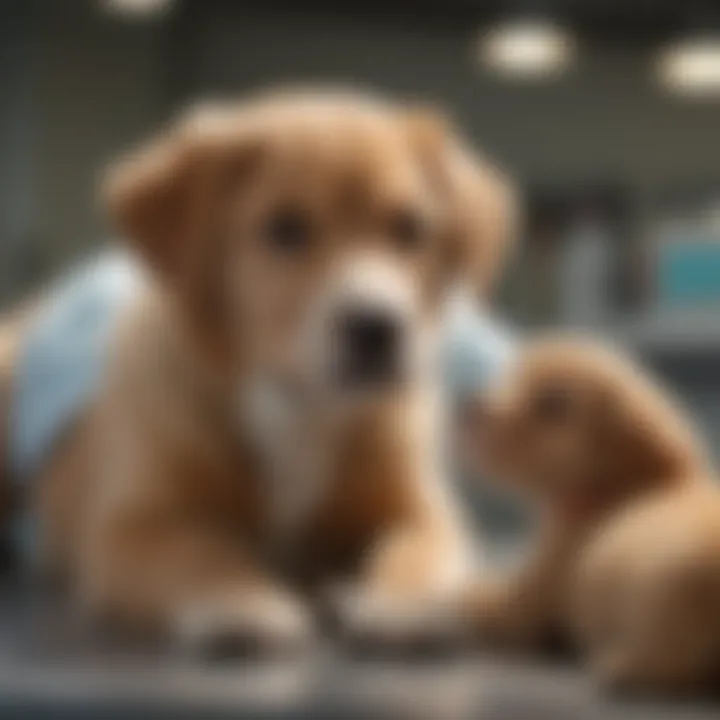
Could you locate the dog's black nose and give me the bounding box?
[336,308,403,386]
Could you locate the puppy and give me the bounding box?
[0,90,516,652]
[460,337,720,692]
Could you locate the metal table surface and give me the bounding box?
[0,579,716,720]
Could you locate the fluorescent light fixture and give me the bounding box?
[659,38,720,95]
[101,0,175,18]
[478,19,575,80]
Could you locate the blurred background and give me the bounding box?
[3,0,720,451]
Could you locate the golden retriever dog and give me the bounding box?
[0,90,515,653]
[460,337,720,692]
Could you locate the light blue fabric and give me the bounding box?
[9,249,142,483]
[440,292,515,401]
[9,253,515,486]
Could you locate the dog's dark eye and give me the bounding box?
[531,386,574,424]
[388,207,428,252]
[263,207,313,255]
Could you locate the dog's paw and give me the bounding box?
[173,588,315,658]
[324,584,465,658]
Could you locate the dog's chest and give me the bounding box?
[242,383,338,543]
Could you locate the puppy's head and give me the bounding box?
[463,337,705,510]
[105,90,515,404]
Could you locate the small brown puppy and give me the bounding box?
[0,89,516,653]
[461,337,720,692]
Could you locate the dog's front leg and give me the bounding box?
[79,511,314,655]
[325,393,476,653]
[328,493,476,654]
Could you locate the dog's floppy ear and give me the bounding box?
[598,368,706,488]
[405,109,518,298]
[104,104,261,283]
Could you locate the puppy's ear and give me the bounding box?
[405,109,518,298]
[599,371,705,488]
[104,104,261,282]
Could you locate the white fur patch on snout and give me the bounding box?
[332,252,416,318]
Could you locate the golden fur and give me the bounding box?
[0,90,515,652]
[461,337,720,693]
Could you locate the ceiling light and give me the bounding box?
[478,19,575,80]
[101,0,175,19]
[658,38,720,96]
